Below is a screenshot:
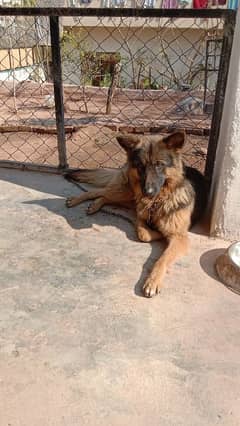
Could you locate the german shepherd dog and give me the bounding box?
[66,131,207,297]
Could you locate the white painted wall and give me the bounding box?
[210,8,240,240]
[62,26,218,90]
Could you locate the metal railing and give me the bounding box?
[0,7,236,182]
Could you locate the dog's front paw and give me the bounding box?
[137,228,152,242]
[87,202,98,215]
[142,277,162,298]
[66,197,76,208]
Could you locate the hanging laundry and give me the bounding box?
[162,0,179,8]
[143,0,155,7]
[193,0,208,7]
[178,0,192,7]
[228,0,238,8]
[211,0,226,4]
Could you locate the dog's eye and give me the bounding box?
[132,159,139,168]
[132,157,144,169]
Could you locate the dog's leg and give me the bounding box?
[66,190,105,208]
[136,219,162,242]
[142,234,189,297]
[87,197,105,215]
[67,183,134,215]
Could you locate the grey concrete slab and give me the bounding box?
[0,168,239,426]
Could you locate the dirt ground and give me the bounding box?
[0,82,210,172]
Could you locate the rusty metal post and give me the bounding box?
[50,15,68,170]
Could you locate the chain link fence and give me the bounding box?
[0,8,236,180]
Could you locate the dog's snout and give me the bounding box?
[144,185,155,197]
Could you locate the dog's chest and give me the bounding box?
[137,199,165,229]
[137,196,188,236]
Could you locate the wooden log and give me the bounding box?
[106,63,122,115]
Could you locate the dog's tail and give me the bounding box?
[64,168,119,188]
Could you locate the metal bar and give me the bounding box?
[205,12,236,182]
[203,39,209,108]
[0,160,63,174]
[0,7,236,19]
[49,15,68,170]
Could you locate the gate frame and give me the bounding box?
[0,7,236,182]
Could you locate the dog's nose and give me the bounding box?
[145,186,155,196]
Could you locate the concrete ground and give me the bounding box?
[0,168,239,426]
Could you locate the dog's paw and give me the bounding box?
[87,203,98,215]
[142,277,162,298]
[137,228,152,242]
[137,227,162,243]
[86,199,104,215]
[66,197,75,208]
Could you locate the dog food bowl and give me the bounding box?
[215,242,240,294]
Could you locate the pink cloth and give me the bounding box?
[162,0,179,7]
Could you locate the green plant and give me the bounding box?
[62,31,100,85]
[99,73,112,88]
[61,30,103,112]
[150,80,160,90]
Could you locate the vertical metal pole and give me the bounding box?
[50,15,68,170]
[204,12,236,183]
[203,39,209,109]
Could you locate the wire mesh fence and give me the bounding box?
[0,13,59,168]
[0,8,236,180]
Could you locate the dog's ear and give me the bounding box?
[162,131,185,150]
[116,134,140,152]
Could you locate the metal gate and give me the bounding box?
[0,7,236,184]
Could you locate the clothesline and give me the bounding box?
[152,0,238,8]
[100,0,239,10]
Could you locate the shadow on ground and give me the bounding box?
[0,168,208,297]
[200,248,226,282]
[200,248,240,296]
[25,196,165,297]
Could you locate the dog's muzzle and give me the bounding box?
[144,185,156,197]
[144,175,165,198]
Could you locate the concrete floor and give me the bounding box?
[0,168,240,426]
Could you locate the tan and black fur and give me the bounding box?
[65,131,207,297]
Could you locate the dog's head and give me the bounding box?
[116,131,185,198]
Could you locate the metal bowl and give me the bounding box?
[215,242,240,294]
[228,242,240,269]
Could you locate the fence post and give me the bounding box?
[49,15,68,170]
[204,11,236,183]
